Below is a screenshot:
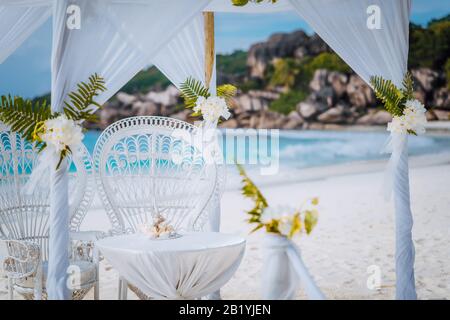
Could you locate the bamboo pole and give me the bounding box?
[203,12,215,90]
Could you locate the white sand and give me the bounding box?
[2,154,449,300]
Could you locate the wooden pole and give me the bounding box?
[203,12,215,90]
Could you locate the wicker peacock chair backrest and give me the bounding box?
[93,116,223,235]
[0,130,94,261]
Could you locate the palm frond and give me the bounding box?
[236,163,268,224]
[63,73,106,122]
[370,75,404,117]
[0,95,53,142]
[180,77,210,109]
[304,209,319,235]
[401,72,414,101]
[217,84,237,99]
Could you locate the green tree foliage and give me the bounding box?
[446,58,450,90]
[217,50,248,76]
[267,53,351,113]
[307,52,351,74]
[409,14,450,70]
[269,90,307,115]
[120,66,171,93]
[270,58,301,89]
[268,53,351,91]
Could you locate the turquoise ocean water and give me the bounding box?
[84,129,450,171]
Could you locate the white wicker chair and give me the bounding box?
[0,129,102,300]
[93,116,225,299]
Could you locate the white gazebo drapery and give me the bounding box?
[287,0,415,300]
[0,0,415,300]
[0,0,51,64]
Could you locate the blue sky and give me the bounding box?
[0,0,448,98]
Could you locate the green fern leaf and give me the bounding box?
[0,95,53,142]
[401,72,414,101]
[370,75,404,117]
[63,74,106,121]
[180,77,210,109]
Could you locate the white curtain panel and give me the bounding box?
[153,14,207,90]
[288,0,410,87]
[288,0,415,299]
[48,0,212,299]
[0,0,51,64]
[51,0,212,110]
[152,12,218,94]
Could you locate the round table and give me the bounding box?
[97,232,246,299]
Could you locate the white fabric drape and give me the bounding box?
[262,234,324,300]
[288,0,410,88]
[389,133,416,299]
[48,0,212,299]
[52,0,212,110]
[47,158,70,299]
[153,14,207,90]
[0,0,51,64]
[288,0,415,299]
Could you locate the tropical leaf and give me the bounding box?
[180,77,237,111]
[0,73,106,150]
[370,75,404,117]
[401,72,414,101]
[289,213,302,238]
[304,209,319,235]
[180,77,210,109]
[250,224,264,234]
[217,84,237,99]
[63,73,106,122]
[236,163,268,225]
[0,95,53,142]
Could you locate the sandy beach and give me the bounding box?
[1,152,449,300]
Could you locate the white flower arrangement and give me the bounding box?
[237,164,319,239]
[37,115,84,153]
[180,77,236,124]
[387,99,427,135]
[193,96,231,123]
[259,200,319,238]
[371,73,427,136]
[33,114,84,169]
[0,74,106,170]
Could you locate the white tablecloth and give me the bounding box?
[97,232,246,299]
